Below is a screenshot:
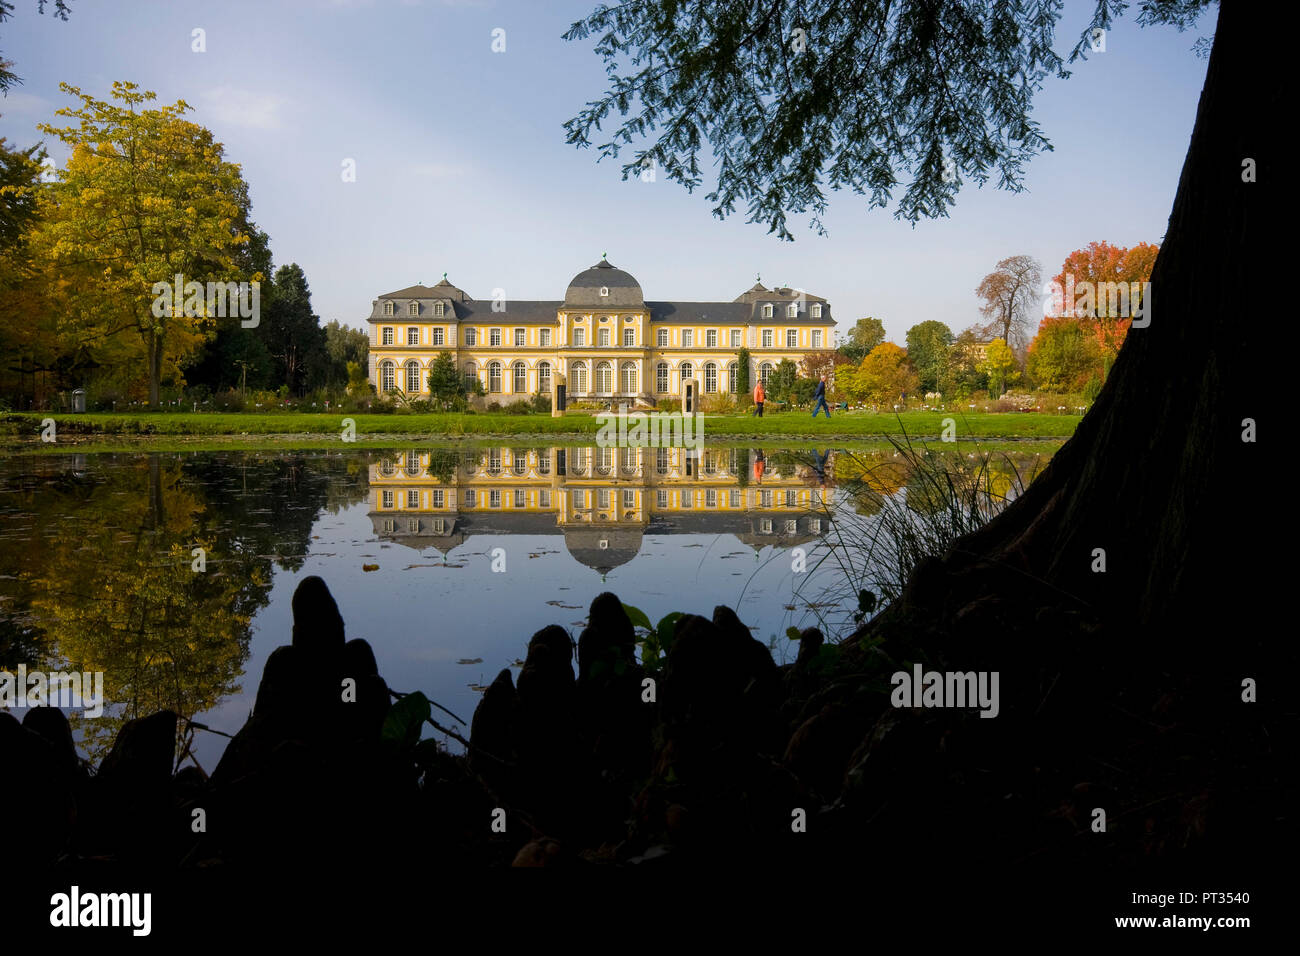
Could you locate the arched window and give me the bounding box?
[463,362,477,390]
[728,361,739,393]
[512,452,527,476]
[595,361,613,394]
[570,361,588,395]
[405,451,421,476]
[513,361,527,393]
[620,361,637,394]
[538,362,552,393]
[597,447,613,475]
[406,361,422,393]
[655,448,670,476]
[379,458,395,477]
[570,447,588,476]
[380,360,395,392]
[760,362,773,385]
[704,362,718,393]
[488,361,502,393]
[680,361,694,383]
[656,362,669,393]
[621,447,638,475]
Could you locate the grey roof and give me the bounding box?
[564,259,645,309]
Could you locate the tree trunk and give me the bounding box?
[871,2,1273,662]
[149,330,162,407]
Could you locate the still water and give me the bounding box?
[0,443,1052,768]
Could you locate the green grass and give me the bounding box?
[0,409,1081,444]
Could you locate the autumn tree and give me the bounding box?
[35,82,264,405]
[1051,240,1160,376]
[842,342,918,405]
[975,255,1040,357]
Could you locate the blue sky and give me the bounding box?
[0,0,1213,344]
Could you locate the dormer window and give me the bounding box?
[434,302,445,318]
[383,301,395,316]
[811,303,822,318]
[762,304,773,318]
[787,304,798,318]
[599,286,609,297]
[409,302,419,316]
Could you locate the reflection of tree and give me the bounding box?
[10,452,372,764]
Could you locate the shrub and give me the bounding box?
[504,400,532,415]
[1082,375,1103,403]
[656,397,678,413]
[531,391,552,414]
[487,401,502,412]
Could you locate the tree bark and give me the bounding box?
[871,2,1273,662]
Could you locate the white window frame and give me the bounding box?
[731,329,742,348]
[787,329,798,348]
[706,329,717,348]
[514,328,525,347]
[811,304,822,318]
[762,304,773,318]
[409,302,419,317]
[383,301,395,316]
[432,327,444,346]
[382,327,394,346]
[812,330,823,348]
[762,329,773,348]
[682,329,693,348]
[408,327,420,346]
[490,328,502,347]
[657,328,668,347]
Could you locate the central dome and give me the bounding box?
[564,257,644,309]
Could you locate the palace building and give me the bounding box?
[365,257,836,404]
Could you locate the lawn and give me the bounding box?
[0,409,1082,443]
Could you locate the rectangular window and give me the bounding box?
[760,518,773,533]
[657,490,668,508]
[407,489,419,508]
[598,489,611,510]
[433,517,444,533]
[573,328,586,347]
[706,329,717,348]
[409,517,420,534]
[409,302,419,317]
[811,304,822,318]
[464,489,476,507]
[681,490,692,509]
[786,489,796,507]
[514,489,524,508]
[540,489,551,508]
[682,329,693,347]
[490,490,501,508]
[432,327,444,346]
[408,327,420,346]
[382,327,394,345]
[810,518,821,533]
[540,328,551,347]
[623,328,635,346]
[729,489,740,508]
[598,328,610,347]
[706,489,717,507]
[761,490,773,507]
[730,329,742,348]
[433,489,444,507]
[464,327,476,346]
[623,489,635,509]
[787,330,798,348]
[490,329,502,347]
[383,302,395,317]
[381,490,393,508]
[762,329,773,348]
[435,302,445,317]
[572,489,585,509]
[515,328,525,347]
[812,330,822,348]
[383,518,395,533]
[786,519,798,534]
[657,328,668,347]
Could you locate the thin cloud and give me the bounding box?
[199,86,290,131]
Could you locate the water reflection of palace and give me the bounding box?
[368,447,834,573]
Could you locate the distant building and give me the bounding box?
[365,257,837,403]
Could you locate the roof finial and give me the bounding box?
[756,271,761,283]
[443,272,448,281]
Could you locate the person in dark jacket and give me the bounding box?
[811,375,831,418]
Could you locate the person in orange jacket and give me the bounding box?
[752,380,765,417]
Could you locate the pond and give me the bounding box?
[0,442,1055,769]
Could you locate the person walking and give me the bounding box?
[752,380,765,417]
[811,375,831,419]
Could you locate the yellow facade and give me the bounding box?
[366,260,836,405]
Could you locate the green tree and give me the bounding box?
[841,317,887,362]
[321,320,369,390]
[735,347,751,400]
[768,358,798,403]
[905,320,955,393]
[260,263,325,394]
[1026,317,1102,392]
[425,350,465,410]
